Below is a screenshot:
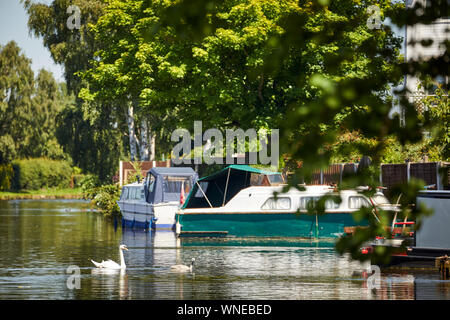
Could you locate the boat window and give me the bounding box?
[163,176,192,193]
[267,174,284,185]
[250,173,262,186]
[148,174,155,193]
[250,173,283,186]
[300,197,316,210]
[261,197,291,210]
[129,187,136,200]
[299,197,339,210]
[194,181,209,197]
[349,196,371,209]
[135,187,144,200]
[121,187,129,200]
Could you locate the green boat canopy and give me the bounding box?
[182,165,283,209]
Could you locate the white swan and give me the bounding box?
[171,258,195,272]
[91,244,128,269]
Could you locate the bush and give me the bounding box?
[84,183,121,217]
[11,158,72,190]
[72,174,84,188]
[72,173,99,190]
[0,164,13,191]
[79,174,101,194]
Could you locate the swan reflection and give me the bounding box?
[90,268,129,299]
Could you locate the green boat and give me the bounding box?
[175,165,398,239]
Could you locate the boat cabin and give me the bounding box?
[118,167,198,229]
[119,183,145,202]
[144,167,198,204]
[182,165,284,209]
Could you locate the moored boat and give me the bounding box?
[118,167,198,230]
[118,181,154,229]
[366,190,450,270]
[175,165,399,239]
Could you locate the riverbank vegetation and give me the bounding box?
[82,184,121,217]
[0,188,83,200]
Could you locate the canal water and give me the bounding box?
[0,199,449,300]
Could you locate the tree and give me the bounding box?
[79,0,191,162]
[0,41,35,163]
[28,69,67,159]
[81,0,404,165]
[0,41,70,164]
[169,0,303,130]
[24,0,105,93]
[417,82,449,161]
[24,0,127,182]
[55,100,124,181]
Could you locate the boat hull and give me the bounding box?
[119,201,154,229]
[153,203,179,230]
[177,212,365,238]
[119,201,180,230]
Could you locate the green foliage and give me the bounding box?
[79,174,101,194]
[27,70,68,159]
[25,0,125,182]
[11,158,72,190]
[419,84,450,161]
[24,0,105,94]
[0,41,35,162]
[0,135,16,164]
[0,164,13,191]
[79,0,179,160]
[329,132,442,164]
[0,41,69,163]
[125,162,144,184]
[329,131,378,163]
[55,101,124,183]
[83,184,121,217]
[72,173,95,189]
[381,136,441,163]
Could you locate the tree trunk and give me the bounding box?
[140,119,150,161]
[126,100,138,161]
[149,133,156,161]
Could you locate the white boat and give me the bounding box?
[118,167,198,230]
[176,165,400,238]
[117,182,154,229]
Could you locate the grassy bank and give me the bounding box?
[0,188,83,200]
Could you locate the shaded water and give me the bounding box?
[0,200,449,300]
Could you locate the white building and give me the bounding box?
[405,0,450,106]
